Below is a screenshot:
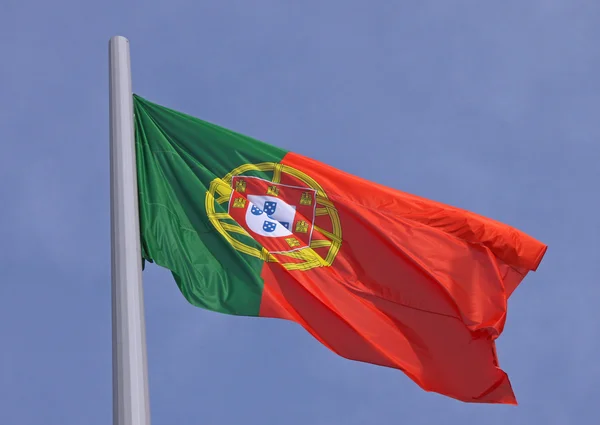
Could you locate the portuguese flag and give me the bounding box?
[133,95,547,404]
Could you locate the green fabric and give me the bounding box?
[134,94,288,316]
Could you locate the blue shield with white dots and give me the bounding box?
[264,201,277,216]
[262,221,277,233]
[251,205,264,216]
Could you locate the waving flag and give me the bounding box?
[133,94,547,404]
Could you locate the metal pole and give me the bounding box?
[109,35,151,425]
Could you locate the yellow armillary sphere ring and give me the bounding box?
[205,162,342,271]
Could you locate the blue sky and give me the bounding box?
[1,1,599,424]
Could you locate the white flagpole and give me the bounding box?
[109,35,151,425]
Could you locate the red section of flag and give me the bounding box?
[258,152,547,404]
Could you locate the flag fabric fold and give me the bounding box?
[133,94,547,404]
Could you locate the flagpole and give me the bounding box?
[109,35,151,425]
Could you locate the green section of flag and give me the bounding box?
[133,95,288,316]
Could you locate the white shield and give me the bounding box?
[245,195,296,238]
